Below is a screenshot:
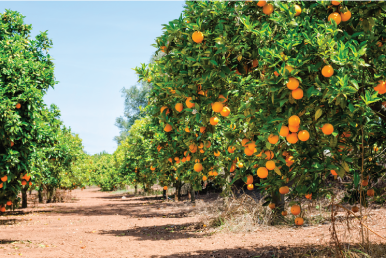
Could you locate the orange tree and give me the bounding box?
[0,10,57,211]
[132,1,386,223]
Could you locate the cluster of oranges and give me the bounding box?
[328,1,352,25]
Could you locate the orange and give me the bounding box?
[230,164,236,173]
[21,180,27,186]
[150,166,156,171]
[252,59,258,68]
[367,189,374,196]
[247,184,254,190]
[287,77,299,90]
[194,163,203,172]
[289,125,299,133]
[352,206,359,213]
[298,130,310,141]
[247,141,256,151]
[189,144,198,153]
[295,217,304,226]
[268,203,275,209]
[294,4,301,16]
[220,107,230,117]
[10,141,14,147]
[377,42,383,47]
[0,206,5,212]
[328,12,342,25]
[164,124,172,132]
[282,211,288,216]
[192,31,204,43]
[322,123,334,135]
[186,155,191,161]
[185,127,190,133]
[361,180,368,186]
[274,71,279,76]
[266,160,275,170]
[265,150,274,160]
[284,65,294,73]
[163,186,168,190]
[246,175,253,184]
[341,10,351,22]
[291,205,301,215]
[279,186,289,194]
[205,141,211,148]
[257,0,266,7]
[160,106,170,115]
[186,97,195,108]
[147,78,151,83]
[244,147,254,156]
[182,157,186,163]
[210,117,219,125]
[263,4,274,15]
[288,115,300,126]
[1,176,7,182]
[29,182,32,186]
[374,81,386,93]
[292,88,303,100]
[331,0,341,5]
[257,167,268,178]
[228,146,235,153]
[286,133,298,144]
[202,176,207,181]
[6,201,12,206]
[268,134,279,144]
[175,103,183,112]
[218,94,228,103]
[213,171,218,176]
[322,65,334,77]
[279,125,289,137]
[305,193,312,200]
[212,102,223,113]
[16,103,21,109]
[214,150,220,157]
[241,138,249,147]
[160,46,166,53]
[330,170,338,176]
[0,183,3,188]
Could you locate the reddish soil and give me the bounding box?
[1,187,386,258]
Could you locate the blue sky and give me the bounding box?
[1,1,185,155]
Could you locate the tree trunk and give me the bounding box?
[174,180,182,202]
[190,187,196,204]
[46,187,55,203]
[162,189,167,199]
[38,188,43,203]
[21,186,28,208]
[134,185,138,195]
[271,191,285,225]
[29,188,32,195]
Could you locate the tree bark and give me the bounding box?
[271,191,285,225]
[38,188,43,203]
[134,185,138,195]
[174,180,182,202]
[162,189,167,199]
[190,187,196,204]
[46,187,55,203]
[21,186,28,208]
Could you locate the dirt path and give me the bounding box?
[1,188,386,258]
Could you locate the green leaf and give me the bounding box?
[315,108,323,121]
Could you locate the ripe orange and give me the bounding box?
[282,211,288,216]
[294,4,301,16]
[241,138,249,147]
[237,162,244,168]
[352,206,359,213]
[279,186,289,194]
[194,163,203,172]
[182,157,186,162]
[210,117,219,125]
[199,127,206,134]
[274,71,279,76]
[230,164,236,173]
[361,180,368,186]
[328,12,342,25]
[268,134,279,144]
[228,146,235,153]
[213,171,218,176]
[218,94,228,103]
[331,0,341,5]
[10,141,14,147]
[305,193,312,200]
[175,103,183,112]
[374,81,386,93]
[246,175,253,184]
[367,189,374,196]
[205,141,211,148]
[257,0,266,7]
[202,176,207,181]
[377,42,383,48]
[16,103,21,109]
[247,184,254,190]
[289,125,299,133]
[21,180,27,186]
[286,133,298,144]
[284,65,294,73]
[295,217,304,226]
[6,201,12,206]
[164,124,172,132]
[341,10,351,22]
[291,205,301,215]
[263,4,274,15]
[150,166,156,171]
[244,147,254,156]
[29,182,32,186]
[186,97,195,108]
[214,150,220,157]
[268,203,275,209]
[288,115,300,126]
[266,160,275,170]
[265,150,274,160]
[292,88,303,99]
[189,144,197,153]
[279,125,289,137]
[160,46,166,53]
[298,130,310,141]
[322,123,334,135]
[330,170,338,176]
[163,186,168,190]
[192,31,204,43]
[185,127,190,133]
[0,206,5,212]
[287,77,299,90]
[160,106,170,114]
[0,183,3,188]
[257,167,268,178]
[212,102,223,113]
[220,107,230,117]
[1,176,7,182]
[322,65,334,77]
